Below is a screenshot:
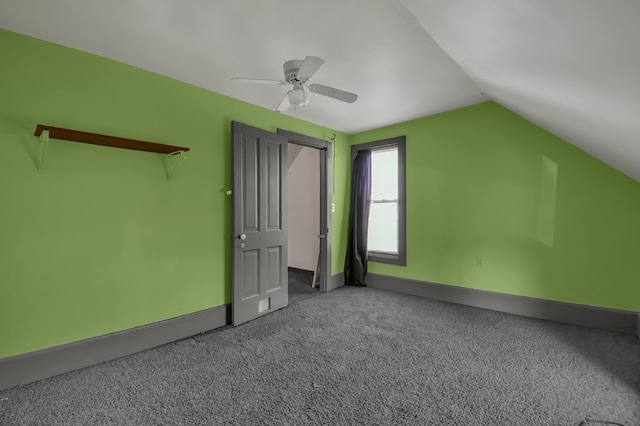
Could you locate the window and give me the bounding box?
[351,136,406,266]
[369,148,399,253]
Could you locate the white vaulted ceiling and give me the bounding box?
[1,1,639,180]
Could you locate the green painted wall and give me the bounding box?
[2,27,638,360]
[351,102,640,311]
[0,29,349,358]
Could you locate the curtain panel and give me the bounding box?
[344,149,372,286]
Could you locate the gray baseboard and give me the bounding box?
[0,304,231,391]
[366,273,638,336]
[327,273,344,292]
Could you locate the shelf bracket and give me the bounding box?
[166,150,187,180]
[38,129,49,172]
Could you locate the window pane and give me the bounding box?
[370,148,397,201]
[368,202,398,253]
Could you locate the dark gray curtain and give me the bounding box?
[344,150,372,286]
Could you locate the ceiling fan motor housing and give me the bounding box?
[283,59,304,83]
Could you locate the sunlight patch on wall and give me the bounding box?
[536,155,558,248]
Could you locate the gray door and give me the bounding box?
[232,122,288,326]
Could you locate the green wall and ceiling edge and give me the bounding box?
[352,104,640,311]
[1,29,639,359]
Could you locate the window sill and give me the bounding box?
[368,251,406,266]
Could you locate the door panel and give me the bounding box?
[241,250,260,299]
[242,136,260,232]
[266,246,282,292]
[266,140,282,230]
[232,122,288,326]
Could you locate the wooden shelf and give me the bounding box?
[34,124,189,179]
[34,124,190,154]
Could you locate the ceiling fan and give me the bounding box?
[232,56,358,112]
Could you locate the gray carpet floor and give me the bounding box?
[1,270,639,425]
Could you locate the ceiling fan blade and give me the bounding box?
[297,56,324,81]
[276,92,291,112]
[309,84,358,103]
[231,78,288,85]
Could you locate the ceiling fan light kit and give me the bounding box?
[233,56,358,112]
[287,87,309,107]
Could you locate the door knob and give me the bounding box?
[239,233,247,240]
